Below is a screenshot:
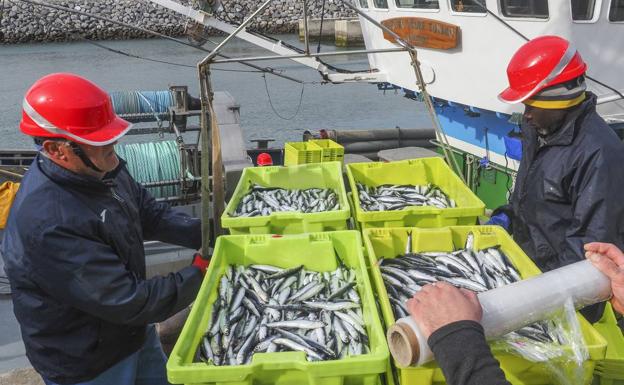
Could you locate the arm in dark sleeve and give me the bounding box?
[29,224,202,326]
[137,182,201,249]
[429,320,511,385]
[564,151,624,265]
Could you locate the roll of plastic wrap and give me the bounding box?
[387,260,611,367]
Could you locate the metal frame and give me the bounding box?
[210,48,407,63]
[148,0,392,83]
[145,0,469,246]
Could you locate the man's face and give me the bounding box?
[43,140,119,178]
[523,104,569,137]
[78,142,120,173]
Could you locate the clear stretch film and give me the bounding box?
[479,260,611,339]
[389,260,611,366]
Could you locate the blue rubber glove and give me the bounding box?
[486,213,510,230]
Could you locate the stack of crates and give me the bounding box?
[284,139,344,166]
[170,151,622,385]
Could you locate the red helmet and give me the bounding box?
[20,73,131,146]
[256,152,273,166]
[499,36,587,104]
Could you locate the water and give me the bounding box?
[0,36,430,149]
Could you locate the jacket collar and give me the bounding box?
[524,92,597,148]
[37,154,126,192]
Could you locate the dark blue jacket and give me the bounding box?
[494,93,624,321]
[500,93,624,272]
[1,155,202,384]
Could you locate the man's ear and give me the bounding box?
[42,140,69,161]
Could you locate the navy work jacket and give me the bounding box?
[1,155,202,384]
[499,93,624,272]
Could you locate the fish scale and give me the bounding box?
[198,263,370,366]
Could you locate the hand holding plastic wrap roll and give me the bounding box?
[387,257,612,367]
[585,242,624,314]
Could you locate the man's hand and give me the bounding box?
[406,282,483,340]
[192,250,209,276]
[485,213,510,231]
[585,242,624,314]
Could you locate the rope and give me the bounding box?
[115,140,181,199]
[110,90,174,117]
[262,74,305,120]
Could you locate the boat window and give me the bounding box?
[450,0,486,12]
[395,0,440,9]
[499,0,549,18]
[374,0,388,9]
[571,0,595,20]
[610,0,624,21]
[359,0,369,8]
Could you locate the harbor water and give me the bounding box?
[0,35,430,149]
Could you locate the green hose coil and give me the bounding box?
[115,140,181,199]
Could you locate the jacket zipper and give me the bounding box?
[110,188,133,220]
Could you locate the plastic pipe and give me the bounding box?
[387,260,612,367]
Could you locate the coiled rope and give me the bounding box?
[110,90,174,121]
[115,140,181,199]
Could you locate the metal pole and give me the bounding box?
[211,47,407,63]
[0,168,24,180]
[597,93,624,105]
[198,62,213,251]
[407,48,465,183]
[200,0,275,65]
[303,0,310,55]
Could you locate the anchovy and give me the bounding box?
[267,265,304,280]
[326,282,356,301]
[273,338,325,361]
[302,301,360,311]
[267,320,325,330]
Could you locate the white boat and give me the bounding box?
[147,0,624,208]
[353,0,624,171]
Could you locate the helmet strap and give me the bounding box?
[68,142,103,173]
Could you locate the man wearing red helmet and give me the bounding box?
[489,35,624,322]
[1,73,209,385]
[406,36,624,385]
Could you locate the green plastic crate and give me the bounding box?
[167,231,389,385]
[309,139,345,163]
[594,304,624,384]
[221,162,351,234]
[362,226,608,385]
[284,141,323,166]
[346,158,485,230]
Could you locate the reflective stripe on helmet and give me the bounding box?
[22,99,132,147]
